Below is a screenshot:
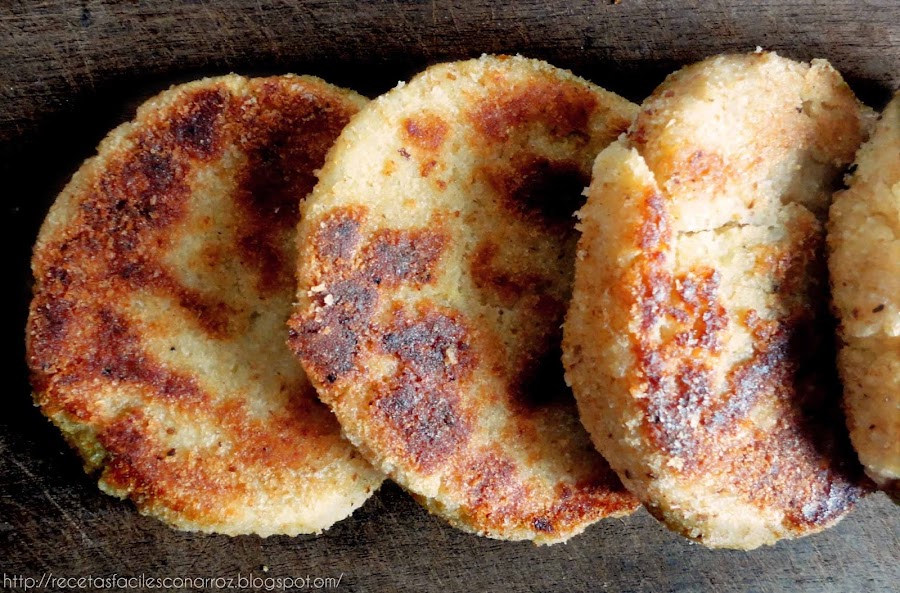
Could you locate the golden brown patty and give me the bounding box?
[829,92,900,500]
[26,75,383,536]
[287,55,640,544]
[563,52,874,549]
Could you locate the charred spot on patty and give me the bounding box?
[483,156,589,228]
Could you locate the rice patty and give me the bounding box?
[563,53,874,549]
[829,92,900,500]
[288,55,640,544]
[26,75,384,536]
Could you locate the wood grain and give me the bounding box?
[2,0,899,144]
[2,1,898,591]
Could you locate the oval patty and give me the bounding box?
[563,53,874,549]
[288,55,640,544]
[829,92,900,500]
[26,75,384,536]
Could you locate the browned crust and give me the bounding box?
[288,55,640,544]
[563,53,873,549]
[628,189,863,521]
[26,75,382,535]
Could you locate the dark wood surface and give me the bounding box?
[2,2,898,591]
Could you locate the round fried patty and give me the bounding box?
[563,53,874,549]
[288,55,640,544]
[26,75,384,536]
[829,92,900,500]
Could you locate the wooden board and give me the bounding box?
[2,1,898,591]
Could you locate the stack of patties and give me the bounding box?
[287,55,640,544]
[562,52,876,549]
[27,75,384,535]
